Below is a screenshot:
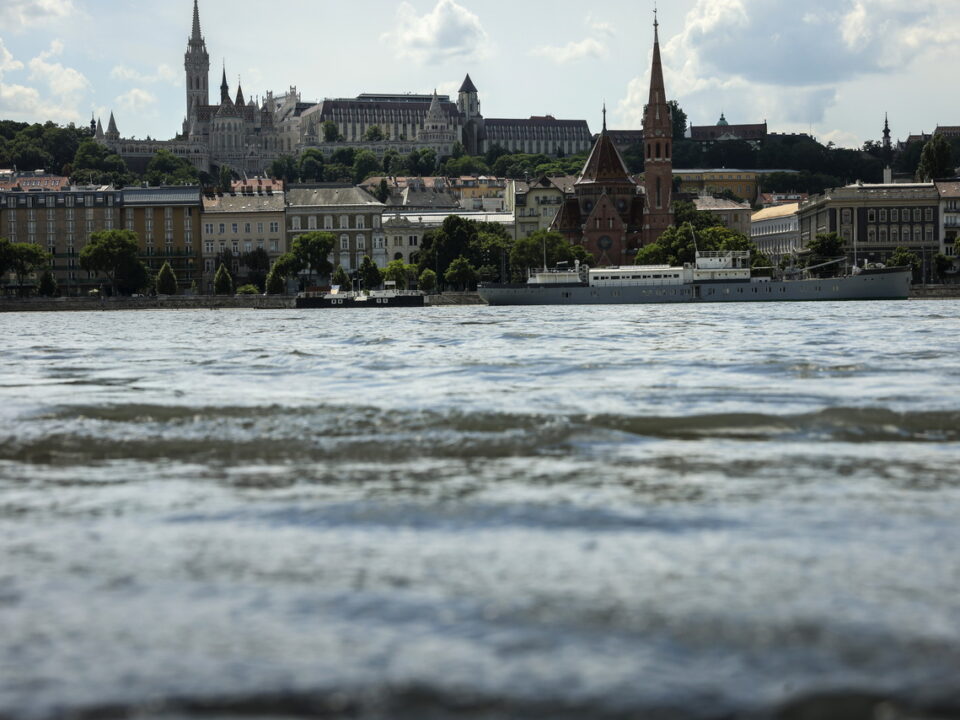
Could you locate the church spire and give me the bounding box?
[642,10,674,242]
[236,78,245,107]
[602,102,607,132]
[220,65,229,103]
[191,0,202,42]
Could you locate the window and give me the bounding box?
[914,226,922,243]
[244,223,251,234]
[356,234,365,249]
[270,240,278,252]
[257,222,264,233]
[841,208,852,224]
[925,207,934,222]
[205,241,214,253]
[219,223,225,234]
[244,241,252,253]
[891,209,899,222]
[913,208,921,222]
[292,216,301,230]
[867,227,876,243]
[232,223,238,234]
[879,227,888,243]
[374,237,384,249]
[409,236,418,247]
[890,227,899,244]
[308,216,317,230]
[356,215,365,229]
[339,215,349,229]
[204,223,214,235]
[867,208,876,222]
[340,234,349,250]
[269,221,279,233]
[879,209,887,222]
[324,215,333,229]
[925,226,934,244]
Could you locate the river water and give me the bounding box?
[2,301,960,720]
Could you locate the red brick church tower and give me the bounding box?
[642,11,674,243]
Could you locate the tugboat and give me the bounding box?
[296,281,425,309]
[477,251,911,305]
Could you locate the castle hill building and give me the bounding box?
[798,182,941,276]
[94,3,593,176]
[552,17,673,264]
[674,169,799,204]
[201,187,286,293]
[690,114,768,147]
[285,185,386,272]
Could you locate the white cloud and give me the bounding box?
[111,63,179,86]
[382,0,489,63]
[0,0,75,34]
[531,37,606,64]
[116,87,156,114]
[0,38,87,124]
[615,0,960,144]
[28,40,89,98]
[530,14,614,65]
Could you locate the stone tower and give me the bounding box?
[458,74,484,155]
[642,12,673,244]
[184,0,209,121]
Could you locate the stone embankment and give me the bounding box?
[1,292,487,312]
[910,284,960,299]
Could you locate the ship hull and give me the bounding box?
[295,294,425,309]
[478,269,911,306]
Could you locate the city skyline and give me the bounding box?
[1,0,958,149]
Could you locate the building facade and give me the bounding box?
[674,169,799,204]
[690,114,767,146]
[692,195,753,235]
[798,183,940,275]
[285,184,385,273]
[751,203,801,262]
[201,188,286,292]
[936,180,960,258]
[508,176,574,239]
[121,187,202,291]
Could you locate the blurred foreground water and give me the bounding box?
[1,302,960,719]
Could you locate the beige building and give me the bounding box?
[381,215,427,265]
[674,169,799,204]
[285,184,385,272]
[507,175,575,240]
[449,176,507,211]
[693,195,753,235]
[201,188,285,292]
[751,203,800,262]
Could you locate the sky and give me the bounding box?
[1,0,958,149]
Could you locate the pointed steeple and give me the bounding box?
[459,74,477,93]
[647,10,667,120]
[95,117,104,140]
[602,102,607,132]
[642,10,674,240]
[576,104,632,186]
[106,111,119,140]
[191,0,202,42]
[235,79,245,107]
[220,65,229,103]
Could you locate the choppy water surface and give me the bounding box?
[2,302,960,720]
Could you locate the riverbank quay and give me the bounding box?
[0,292,486,312]
[911,284,960,299]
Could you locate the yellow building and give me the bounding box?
[121,187,202,292]
[672,169,799,204]
[449,176,507,211]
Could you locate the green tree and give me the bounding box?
[155,261,178,295]
[383,259,408,289]
[353,149,381,184]
[322,121,341,143]
[668,100,688,140]
[382,149,401,175]
[37,268,58,297]
[363,125,385,142]
[359,255,383,290]
[418,268,437,293]
[0,238,13,283]
[917,133,954,181]
[331,147,356,166]
[933,253,953,281]
[265,266,287,294]
[270,155,299,184]
[331,264,352,291]
[218,165,233,193]
[888,246,921,273]
[509,230,576,275]
[444,255,478,290]
[214,263,234,295]
[373,178,390,203]
[298,149,325,182]
[451,141,465,159]
[7,242,51,296]
[235,283,260,294]
[71,140,128,185]
[145,150,199,186]
[807,232,845,259]
[290,231,335,282]
[241,247,271,290]
[79,229,141,296]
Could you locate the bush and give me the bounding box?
[235,284,259,295]
[37,269,58,297]
[418,268,437,293]
[213,263,234,295]
[265,267,287,294]
[155,261,178,295]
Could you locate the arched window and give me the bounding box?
[656,177,662,209]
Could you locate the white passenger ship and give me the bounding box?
[477,251,911,305]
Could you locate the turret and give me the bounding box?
[220,66,230,104]
[235,81,245,108]
[106,111,120,141]
[457,73,479,119]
